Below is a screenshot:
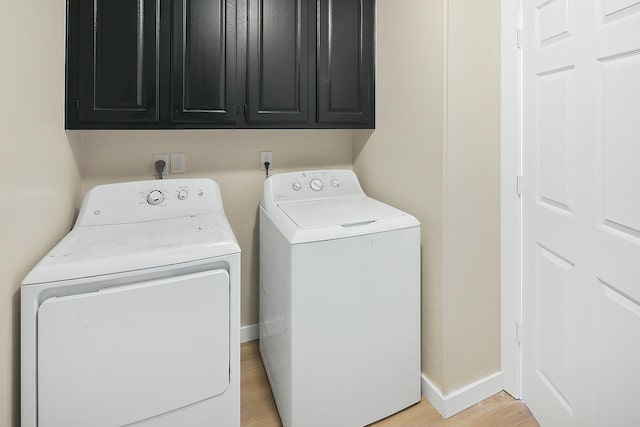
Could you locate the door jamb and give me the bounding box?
[500,0,523,399]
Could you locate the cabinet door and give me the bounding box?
[247,0,309,124]
[317,0,374,127]
[171,0,238,124]
[73,0,160,124]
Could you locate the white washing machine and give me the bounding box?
[259,170,421,427]
[21,178,240,427]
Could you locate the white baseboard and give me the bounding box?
[241,323,259,343]
[421,371,504,419]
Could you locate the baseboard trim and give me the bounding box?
[421,371,504,419]
[241,323,259,343]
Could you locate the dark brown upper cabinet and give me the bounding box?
[65,0,374,129]
[171,0,238,124]
[246,0,310,125]
[66,0,160,127]
[317,0,374,125]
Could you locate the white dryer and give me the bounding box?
[21,179,240,427]
[259,170,421,427]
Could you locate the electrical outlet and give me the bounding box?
[152,154,169,177]
[171,152,186,174]
[260,151,273,171]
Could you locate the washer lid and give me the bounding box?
[279,196,404,229]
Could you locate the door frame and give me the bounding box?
[500,0,523,399]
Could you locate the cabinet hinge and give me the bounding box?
[516,175,523,197]
[516,321,523,344]
[75,99,80,111]
[517,28,523,49]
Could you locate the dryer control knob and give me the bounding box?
[177,189,188,200]
[331,179,340,188]
[147,190,164,205]
[292,182,302,191]
[309,178,323,192]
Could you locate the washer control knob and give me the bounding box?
[331,179,340,188]
[309,178,324,192]
[292,181,302,191]
[177,189,188,200]
[147,190,164,205]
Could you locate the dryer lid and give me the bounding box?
[22,213,240,285]
[279,196,404,229]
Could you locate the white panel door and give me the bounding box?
[522,1,640,426]
[37,270,230,427]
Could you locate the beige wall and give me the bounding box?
[79,130,353,326]
[0,1,83,425]
[444,0,501,391]
[354,0,501,394]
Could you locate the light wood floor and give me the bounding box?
[241,341,539,427]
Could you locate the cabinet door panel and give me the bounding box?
[317,0,374,126]
[77,0,160,123]
[172,0,237,123]
[247,0,309,124]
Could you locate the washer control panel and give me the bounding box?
[309,178,324,192]
[267,170,363,204]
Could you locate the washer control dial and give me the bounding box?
[147,190,164,205]
[331,179,340,188]
[309,178,324,192]
[292,181,302,191]
[177,189,188,200]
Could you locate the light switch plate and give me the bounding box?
[171,152,186,174]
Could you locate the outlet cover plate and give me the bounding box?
[152,154,169,177]
[260,151,272,170]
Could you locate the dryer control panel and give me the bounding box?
[264,170,364,205]
[76,179,225,226]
